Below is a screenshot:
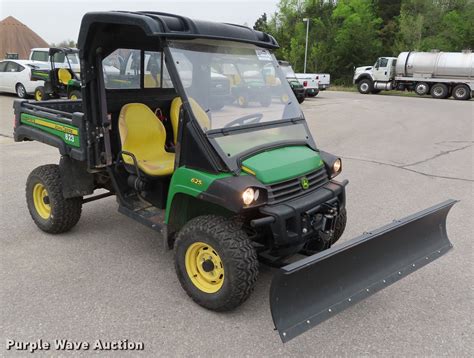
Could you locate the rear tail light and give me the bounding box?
[303,81,308,87]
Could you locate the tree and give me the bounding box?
[50,40,77,48]
[253,13,268,31]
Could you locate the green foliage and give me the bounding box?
[255,0,474,84]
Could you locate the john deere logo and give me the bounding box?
[301,177,310,190]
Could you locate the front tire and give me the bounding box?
[430,83,449,99]
[357,79,373,94]
[174,215,258,311]
[34,86,47,101]
[414,82,430,96]
[26,164,82,234]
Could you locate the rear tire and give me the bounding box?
[69,90,82,100]
[357,79,373,94]
[16,83,27,98]
[414,82,430,96]
[452,84,471,100]
[430,83,449,99]
[26,164,82,234]
[174,215,258,311]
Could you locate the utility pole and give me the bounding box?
[303,18,310,73]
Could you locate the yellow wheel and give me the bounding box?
[69,90,81,100]
[34,88,44,101]
[280,94,289,103]
[174,215,258,311]
[26,164,83,233]
[185,242,224,293]
[237,95,248,107]
[32,183,51,219]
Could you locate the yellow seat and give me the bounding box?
[170,97,211,144]
[58,68,72,85]
[118,103,175,176]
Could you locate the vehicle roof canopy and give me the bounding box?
[49,47,79,56]
[77,11,279,60]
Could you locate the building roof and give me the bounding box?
[0,16,49,59]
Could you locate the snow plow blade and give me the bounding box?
[270,199,456,343]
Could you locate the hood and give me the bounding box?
[355,66,373,73]
[242,146,324,184]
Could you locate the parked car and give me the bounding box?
[0,60,45,98]
[295,73,320,97]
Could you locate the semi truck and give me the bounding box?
[353,50,474,100]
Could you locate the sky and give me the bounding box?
[0,0,279,44]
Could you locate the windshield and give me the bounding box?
[168,40,302,133]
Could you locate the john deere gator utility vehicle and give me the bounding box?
[30,48,81,101]
[14,11,456,342]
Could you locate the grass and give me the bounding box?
[327,85,420,98]
[327,85,357,92]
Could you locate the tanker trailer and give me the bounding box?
[353,50,474,100]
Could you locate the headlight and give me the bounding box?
[331,158,342,177]
[242,188,260,206]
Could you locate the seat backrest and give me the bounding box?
[118,103,167,164]
[58,68,72,85]
[170,97,211,144]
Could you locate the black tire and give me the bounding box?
[16,83,27,98]
[174,215,258,311]
[302,208,347,253]
[414,82,430,96]
[430,83,449,99]
[297,96,305,104]
[357,79,373,94]
[34,86,48,101]
[26,164,82,234]
[69,90,82,100]
[452,84,471,100]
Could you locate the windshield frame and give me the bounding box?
[164,40,316,174]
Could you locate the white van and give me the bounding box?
[29,48,81,74]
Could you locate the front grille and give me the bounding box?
[267,166,329,204]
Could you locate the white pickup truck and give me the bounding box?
[295,73,319,97]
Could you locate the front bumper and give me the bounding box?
[253,179,348,255]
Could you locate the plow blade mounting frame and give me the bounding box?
[270,199,457,343]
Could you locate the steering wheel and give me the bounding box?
[224,113,263,128]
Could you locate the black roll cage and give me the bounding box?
[78,11,316,176]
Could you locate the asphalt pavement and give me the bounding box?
[0,91,472,356]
